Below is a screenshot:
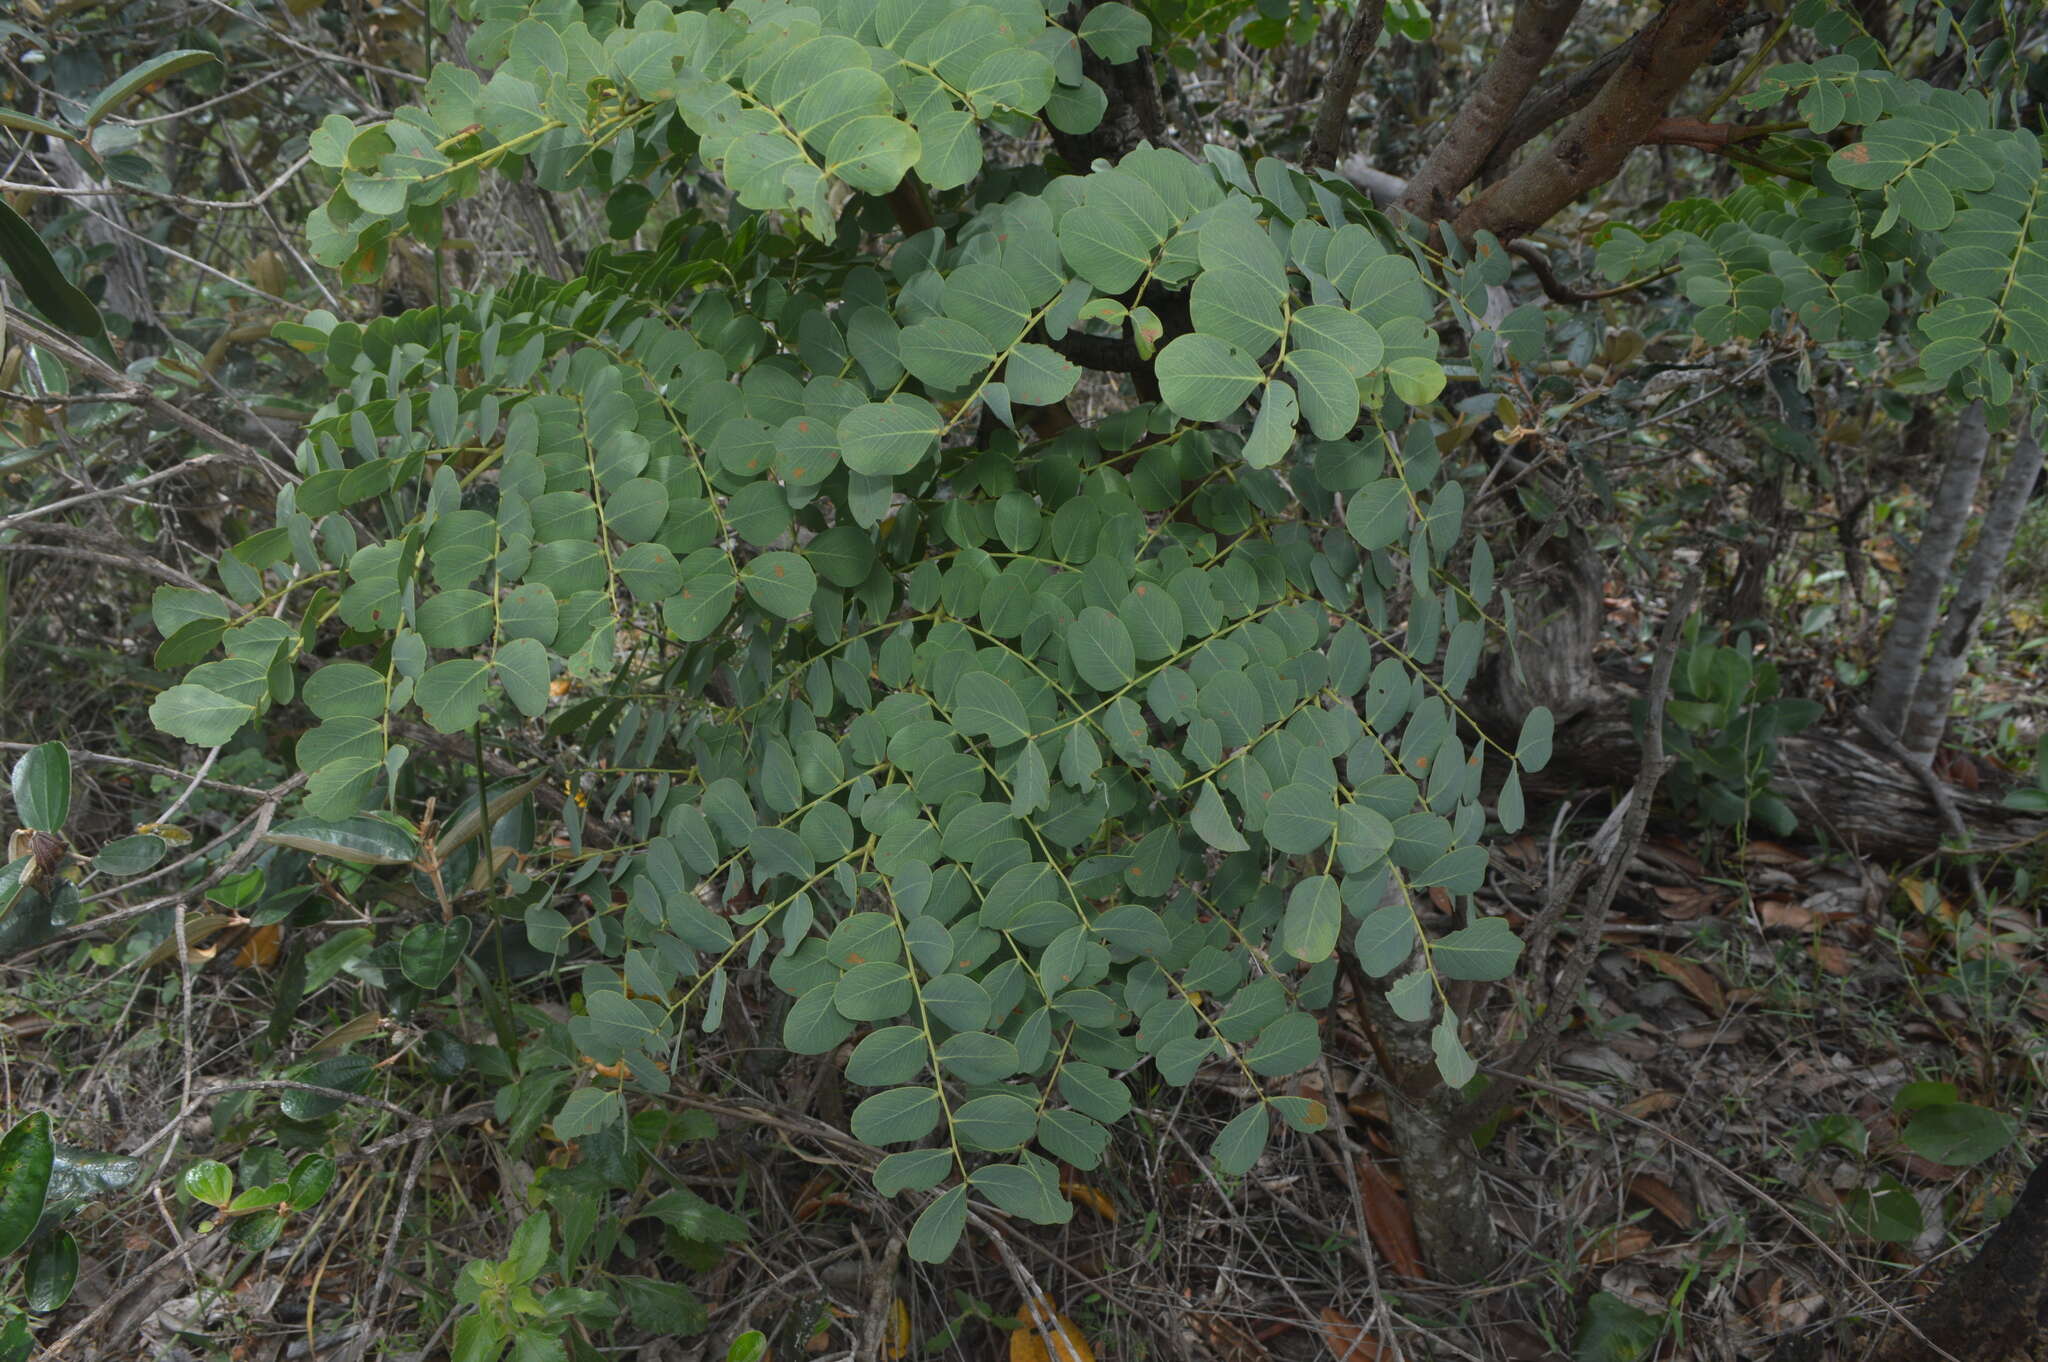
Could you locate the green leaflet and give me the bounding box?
[1155,334,1262,422]
[952,671,1033,745]
[9,743,70,834]
[149,684,255,747]
[0,200,109,346]
[1068,607,1136,690]
[839,397,944,476]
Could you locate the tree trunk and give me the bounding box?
[1050,0,1165,167]
[1866,401,1991,738]
[1303,0,1390,171]
[1394,0,1585,220]
[1901,420,2047,762]
[46,142,161,349]
[1452,0,1744,241]
[1471,516,2048,860]
[1352,966,1502,1281]
[1869,1158,2048,1362]
[1721,463,1785,627]
[1517,702,2048,860]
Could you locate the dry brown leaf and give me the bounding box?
[137,913,241,970]
[1010,1304,1096,1362]
[1648,838,1705,875]
[1622,1090,1680,1117]
[1759,898,1815,932]
[1354,1157,1426,1280]
[1649,885,1719,920]
[1628,948,1726,1013]
[1317,1307,1390,1361]
[1626,1173,1694,1228]
[1744,840,1806,867]
[234,923,282,969]
[1190,1313,1266,1362]
[1345,1091,1390,1125]
[0,1016,54,1041]
[1579,1224,1655,1265]
[1809,941,1854,976]
[1899,875,1959,924]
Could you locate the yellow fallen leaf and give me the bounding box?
[1059,1181,1118,1221]
[1009,1301,1096,1362]
[883,1298,910,1360]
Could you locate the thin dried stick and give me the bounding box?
[1488,1067,1960,1362]
[969,1211,1088,1362]
[1450,568,1701,1139]
[854,1232,905,1362]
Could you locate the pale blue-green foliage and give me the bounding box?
[304,0,1134,274]
[1598,50,2048,408]
[152,0,2040,1271]
[146,125,1545,1260]
[126,0,1626,1259]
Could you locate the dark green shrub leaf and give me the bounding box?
[1572,1292,1661,1362]
[263,816,418,866]
[10,742,69,833]
[24,1230,79,1311]
[0,1112,54,1256]
[84,49,219,127]
[1901,1103,2017,1167]
[0,200,107,344]
[93,834,168,876]
[182,1160,233,1209]
[400,917,474,989]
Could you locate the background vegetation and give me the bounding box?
[0,0,2045,1359]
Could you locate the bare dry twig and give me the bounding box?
[1449,568,1702,1140]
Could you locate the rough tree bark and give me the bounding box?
[1470,509,2048,859]
[1303,0,1390,170]
[46,142,161,347]
[1393,0,1586,220]
[1453,0,1745,241]
[1866,400,1991,738]
[1520,703,2048,859]
[1900,418,2047,762]
[1050,0,1166,167]
[1351,959,1502,1280]
[1869,1158,2048,1362]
